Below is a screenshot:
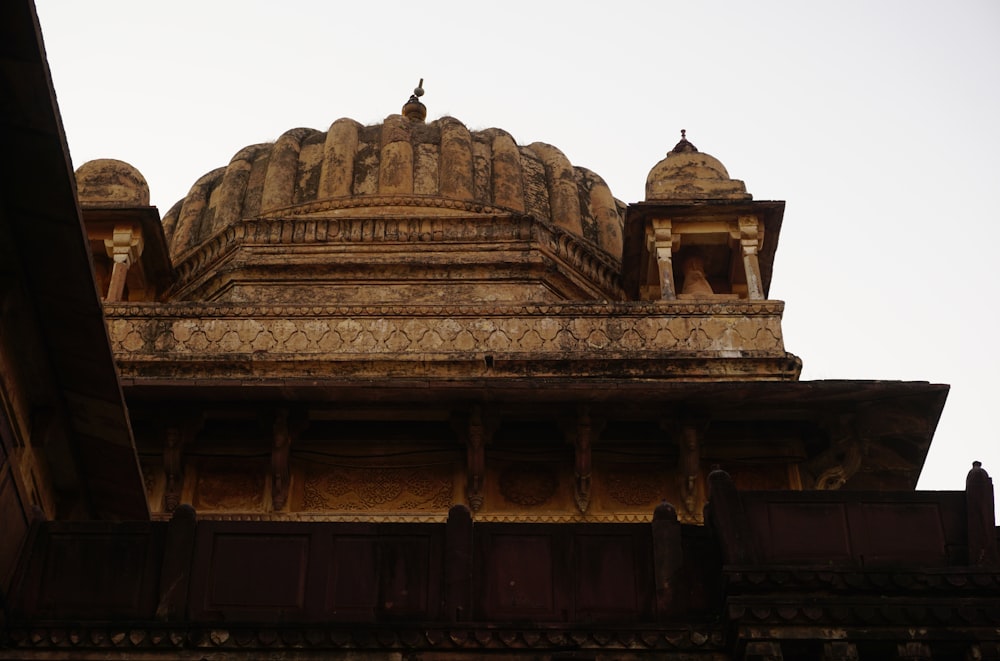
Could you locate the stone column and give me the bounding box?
[647,218,676,300]
[739,215,764,300]
[103,224,142,302]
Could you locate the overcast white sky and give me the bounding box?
[35,1,1000,510]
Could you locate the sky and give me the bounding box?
[35,1,1000,510]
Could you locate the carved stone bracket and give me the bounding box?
[459,406,495,512]
[809,413,864,490]
[103,224,143,302]
[161,412,203,513]
[270,407,308,511]
[678,419,707,515]
[563,406,604,514]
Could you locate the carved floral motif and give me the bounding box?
[606,470,667,507]
[194,460,266,511]
[301,465,453,512]
[498,463,558,506]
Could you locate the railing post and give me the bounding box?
[445,504,473,622]
[966,461,999,566]
[155,504,196,621]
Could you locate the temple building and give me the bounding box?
[1,1,998,659]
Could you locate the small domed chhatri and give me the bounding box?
[75,158,150,207]
[645,130,751,202]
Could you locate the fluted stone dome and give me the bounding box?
[75,159,150,207]
[645,133,751,202]
[162,115,623,262]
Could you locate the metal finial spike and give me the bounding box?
[669,129,698,154]
[402,79,427,122]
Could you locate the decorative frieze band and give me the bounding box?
[105,301,788,362]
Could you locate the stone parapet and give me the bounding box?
[105,301,799,381]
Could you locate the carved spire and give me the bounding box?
[402,78,427,122]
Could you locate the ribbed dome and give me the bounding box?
[162,115,623,262]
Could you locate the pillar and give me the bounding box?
[103,224,142,302]
[647,218,676,300]
[739,215,764,300]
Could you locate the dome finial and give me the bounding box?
[402,78,427,122]
[670,129,698,154]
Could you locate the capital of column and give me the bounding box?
[104,224,143,266]
[738,215,763,255]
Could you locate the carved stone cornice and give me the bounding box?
[168,210,624,301]
[104,301,795,381]
[259,193,523,219]
[106,300,788,318]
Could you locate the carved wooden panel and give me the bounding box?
[14,523,162,618]
[377,530,439,620]
[325,535,377,619]
[192,458,266,512]
[575,530,653,621]
[300,463,455,514]
[849,502,948,566]
[206,534,310,608]
[477,530,563,620]
[762,502,853,563]
[189,522,324,621]
[740,492,965,568]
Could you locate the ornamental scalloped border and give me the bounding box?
[104,300,786,319]
[2,625,727,651]
[726,567,1000,593]
[727,599,1000,627]
[155,511,666,524]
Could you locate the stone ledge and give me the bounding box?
[106,304,789,367]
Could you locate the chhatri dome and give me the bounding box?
[645,130,751,202]
[161,83,624,264]
[75,158,150,207]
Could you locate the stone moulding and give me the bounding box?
[148,511,672,524]
[168,208,624,301]
[105,301,791,374]
[2,624,726,652]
